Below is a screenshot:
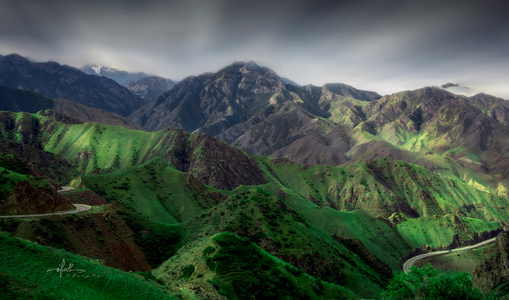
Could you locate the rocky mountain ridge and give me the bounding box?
[126,76,176,103]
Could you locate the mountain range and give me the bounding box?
[0,54,144,116]
[1,54,509,298]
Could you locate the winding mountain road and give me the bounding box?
[0,187,90,219]
[0,204,91,219]
[403,237,497,273]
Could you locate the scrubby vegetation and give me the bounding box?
[383,264,490,300]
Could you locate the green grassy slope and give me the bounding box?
[154,232,359,299]
[265,157,509,223]
[257,157,504,269]
[81,158,225,224]
[178,186,390,298]
[0,110,267,190]
[0,232,175,299]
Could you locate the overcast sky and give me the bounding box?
[1,0,508,98]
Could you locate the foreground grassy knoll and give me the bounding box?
[0,232,175,299]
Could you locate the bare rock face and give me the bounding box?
[489,102,509,128]
[472,231,509,295]
[186,133,267,190]
[0,181,74,215]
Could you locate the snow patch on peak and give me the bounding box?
[91,65,103,75]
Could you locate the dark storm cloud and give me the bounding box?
[0,0,508,97]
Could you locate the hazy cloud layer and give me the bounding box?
[1,0,508,98]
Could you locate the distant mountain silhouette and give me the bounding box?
[0,54,144,116]
[0,85,143,130]
[81,64,153,86]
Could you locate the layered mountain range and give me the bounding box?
[1,54,509,298]
[128,60,509,200]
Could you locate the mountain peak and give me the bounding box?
[2,53,30,64]
[245,60,259,68]
[225,60,261,71]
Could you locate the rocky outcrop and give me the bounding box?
[126,76,176,103]
[186,133,267,190]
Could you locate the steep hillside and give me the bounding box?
[267,158,509,222]
[0,203,152,272]
[0,137,78,185]
[0,179,73,215]
[260,157,503,267]
[0,85,143,130]
[472,231,509,298]
[0,151,74,215]
[0,54,144,116]
[126,76,176,103]
[218,101,350,165]
[287,82,381,119]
